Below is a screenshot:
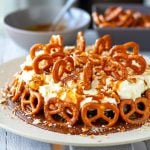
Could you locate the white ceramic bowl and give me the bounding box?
[4,6,90,50]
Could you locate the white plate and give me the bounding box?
[0,57,150,147]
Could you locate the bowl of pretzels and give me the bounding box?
[92,3,150,50]
[4,5,90,50]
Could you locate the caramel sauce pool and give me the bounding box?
[25,23,66,32]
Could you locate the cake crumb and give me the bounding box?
[32,119,41,125]
[90,135,95,139]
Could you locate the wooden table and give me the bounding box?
[0,31,150,150]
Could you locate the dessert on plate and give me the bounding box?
[2,32,150,135]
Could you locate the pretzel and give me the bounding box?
[74,55,88,66]
[127,55,147,74]
[64,56,74,73]
[88,54,102,66]
[123,42,139,55]
[52,57,74,83]
[83,61,93,90]
[93,38,105,54]
[112,53,128,66]
[102,58,127,80]
[109,45,127,56]
[32,54,53,74]
[11,79,25,102]
[81,102,119,127]
[102,34,112,50]
[21,89,43,115]
[93,34,112,54]
[105,6,123,21]
[76,32,85,52]
[52,60,66,83]
[123,14,134,27]
[49,35,63,47]
[145,89,150,100]
[50,52,65,64]
[44,43,63,54]
[119,98,149,124]
[116,10,133,27]
[92,12,101,26]
[44,98,79,125]
[30,43,45,59]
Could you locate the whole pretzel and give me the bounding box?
[119,98,149,124]
[21,89,44,115]
[52,57,74,83]
[30,43,45,59]
[127,55,147,74]
[76,32,85,52]
[11,79,25,102]
[33,54,53,74]
[44,98,79,125]
[81,102,119,127]
[52,59,66,83]
[83,61,93,90]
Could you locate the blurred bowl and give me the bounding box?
[4,5,90,50]
[92,3,150,51]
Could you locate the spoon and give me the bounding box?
[50,0,76,30]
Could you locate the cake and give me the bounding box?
[3,32,150,135]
